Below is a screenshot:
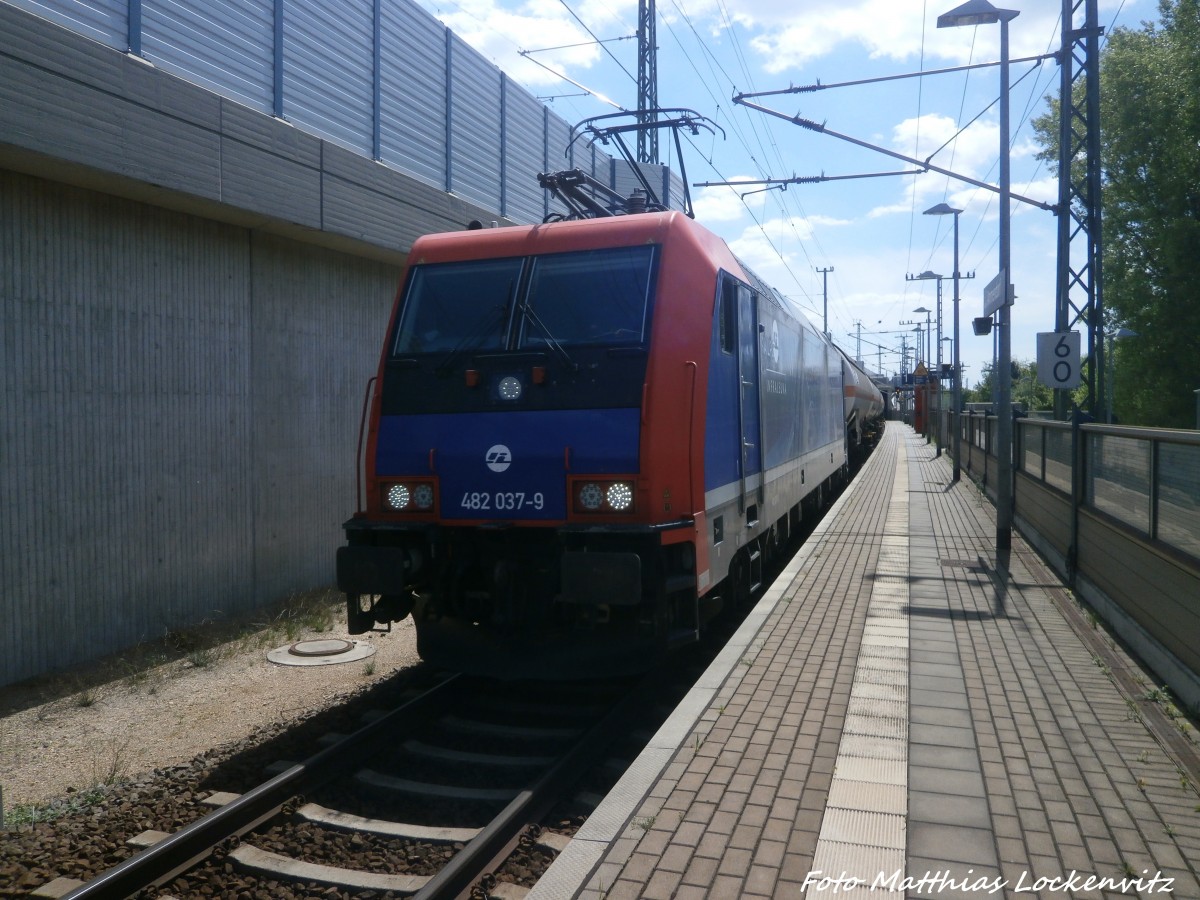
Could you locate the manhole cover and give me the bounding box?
[266,638,376,667]
[289,639,354,657]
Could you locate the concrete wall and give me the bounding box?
[1,171,400,685]
[0,0,515,685]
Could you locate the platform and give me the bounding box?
[530,422,1200,899]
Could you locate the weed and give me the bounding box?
[1137,750,1151,763]
[93,737,131,786]
[632,815,656,832]
[362,659,377,677]
[1144,685,1170,704]
[188,646,218,668]
[74,686,99,708]
[1164,824,1176,837]
[1137,777,1146,792]
[1121,863,1136,878]
[4,786,109,827]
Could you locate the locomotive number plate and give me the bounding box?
[460,491,546,512]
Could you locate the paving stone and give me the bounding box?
[545,429,1200,900]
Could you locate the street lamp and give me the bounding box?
[912,305,933,365]
[925,201,965,480]
[912,325,928,440]
[911,288,940,452]
[1106,327,1138,423]
[939,0,1019,551]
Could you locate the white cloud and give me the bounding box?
[690,182,754,222]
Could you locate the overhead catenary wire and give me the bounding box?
[410,0,1140,374]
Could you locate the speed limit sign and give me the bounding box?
[1036,332,1081,389]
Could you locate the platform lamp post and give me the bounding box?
[925,202,965,480]
[939,0,1018,551]
[913,306,933,366]
[913,305,933,445]
[1106,327,1138,423]
[912,325,927,440]
[911,296,938,450]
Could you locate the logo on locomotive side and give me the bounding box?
[485,445,512,472]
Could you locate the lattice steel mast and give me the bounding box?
[637,0,658,163]
[1055,0,1103,418]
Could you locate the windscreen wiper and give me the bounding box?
[520,302,578,372]
[432,305,510,375]
[433,282,515,375]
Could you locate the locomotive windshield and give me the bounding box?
[393,258,522,355]
[391,245,656,358]
[518,247,654,348]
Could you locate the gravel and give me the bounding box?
[0,607,424,896]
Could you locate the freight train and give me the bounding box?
[336,163,883,677]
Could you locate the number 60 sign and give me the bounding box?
[1036,331,1082,389]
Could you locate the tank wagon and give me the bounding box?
[336,157,883,677]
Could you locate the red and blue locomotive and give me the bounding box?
[337,161,882,677]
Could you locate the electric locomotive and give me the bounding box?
[337,158,881,677]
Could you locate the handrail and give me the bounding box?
[355,376,378,514]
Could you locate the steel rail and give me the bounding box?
[61,673,461,900]
[411,667,662,900]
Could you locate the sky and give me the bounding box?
[410,0,1150,389]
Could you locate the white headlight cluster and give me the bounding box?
[384,481,435,512]
[574,480,635,514]
[387,484,411,509]
[606,482,633,511]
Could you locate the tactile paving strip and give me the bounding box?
[806,439,910,893]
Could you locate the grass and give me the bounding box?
[4,785,110,827]
[3,738,131,827]
[3,589,346,718]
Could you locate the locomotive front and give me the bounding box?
[337,215,706,677]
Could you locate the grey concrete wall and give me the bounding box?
[0,171,400,685]
[0,1,523,686]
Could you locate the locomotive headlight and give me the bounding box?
[383,480,436,512]
[606,482,634,511]
[387,484,411,510]
[573,479,636,514]
[578,482,604,511]
[497,375,522,401]
[413,483,434,509]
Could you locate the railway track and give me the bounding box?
[25,481,833,900]
[56,671,662,899]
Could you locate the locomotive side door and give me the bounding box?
[736,283,762,517]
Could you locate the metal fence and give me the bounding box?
[952,407,1200,712]
[1014,418,1200,563]
[960,407,1200,566]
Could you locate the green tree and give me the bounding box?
[964,360,1054,411]
[1032,0,1200,427]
